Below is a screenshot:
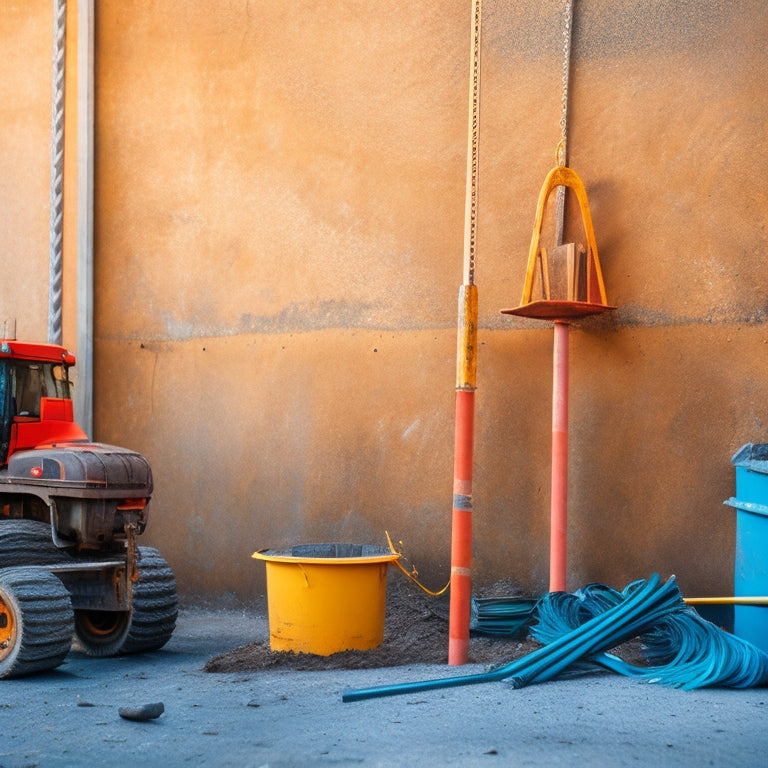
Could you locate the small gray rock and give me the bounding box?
[118,702,165,721]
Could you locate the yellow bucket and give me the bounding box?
[252,543,401,656]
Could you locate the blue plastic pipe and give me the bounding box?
[342,574,673,702]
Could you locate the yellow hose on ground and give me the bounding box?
[685,597,768,606]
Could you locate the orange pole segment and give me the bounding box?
[449,388,475,665]
[550,320,569,593]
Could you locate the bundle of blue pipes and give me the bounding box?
[341,574,768,703]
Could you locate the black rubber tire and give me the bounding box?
[0,566,74,679]
[74,546,178,657]
[0,519,73,566]
[73,609,131,656]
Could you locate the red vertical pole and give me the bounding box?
[449,387,475,665]
[550,320,569,592]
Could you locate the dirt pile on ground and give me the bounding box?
[206,578,541,673]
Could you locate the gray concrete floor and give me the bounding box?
[0,606,766,767]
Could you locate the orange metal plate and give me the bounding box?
[500,300,616,321]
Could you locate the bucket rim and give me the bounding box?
[252,544,401,566]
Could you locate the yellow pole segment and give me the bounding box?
[456,284,478,390]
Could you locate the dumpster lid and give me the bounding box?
[732,443,768,473]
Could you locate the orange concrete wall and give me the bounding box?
[2,1,767,605]
[1,2,55,341]
[0,1,80,345]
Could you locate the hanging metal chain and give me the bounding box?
[555,0,574,245]
[463,0,482,287]
[48,0,66,345]
[557,0,573,166]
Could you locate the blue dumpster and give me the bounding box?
[724,443,768,651]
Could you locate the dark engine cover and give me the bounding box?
[6,443,152,491]
[4,443,153,549]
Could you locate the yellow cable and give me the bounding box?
[385,531,451,597]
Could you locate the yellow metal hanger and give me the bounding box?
[502,165,614,321]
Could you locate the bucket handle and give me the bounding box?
[386,531,450,597]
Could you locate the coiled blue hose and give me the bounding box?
[342,574,768,702]
[532,580,768,689]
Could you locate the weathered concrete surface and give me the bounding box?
[0,607,766,767]
[1,1,767,602]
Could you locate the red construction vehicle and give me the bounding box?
[0,336,177,678]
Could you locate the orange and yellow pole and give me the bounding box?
[448,0,482,666]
